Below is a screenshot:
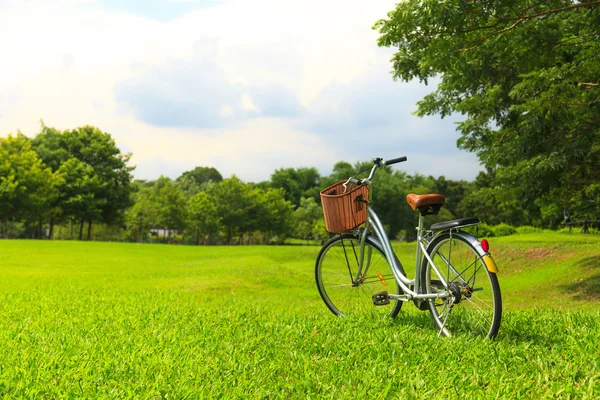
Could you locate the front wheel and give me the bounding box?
[421,232,502,338]
[315,233,403,318]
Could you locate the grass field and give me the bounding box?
[1,233,599,398]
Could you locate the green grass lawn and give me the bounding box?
[0,233,599,398]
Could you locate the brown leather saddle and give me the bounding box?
[407,193,480,230]
[406,193,445,216]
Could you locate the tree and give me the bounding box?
[65,126,134,231]
[319,161,359,191]
[125,182,158,243]
[0,134,56,238]
[376,0,600,227]
[456,171,533,226]
[152,176,187,240]
[187,192,219,245]
[32,124,134,238]
[209,176,255,245]
[293,197,323,243]
[254,188,294,244]
[429,176,470,218]
[177,166,223,186]
[271,167,321,207]
[57,158,106,240]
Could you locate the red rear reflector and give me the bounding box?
[481,239,490,252]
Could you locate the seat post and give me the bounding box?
[417,213,425,237]
[414,213,426,295]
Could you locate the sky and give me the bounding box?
[0,0,482,183]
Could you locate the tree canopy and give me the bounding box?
[375,0,600,225]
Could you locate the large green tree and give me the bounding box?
[0,134,57,238]
[376,0,600,226]
[57,158,106,240]
[32,124,134,237]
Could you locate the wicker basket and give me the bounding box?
[320,181,369,233]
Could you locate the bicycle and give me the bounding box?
[315,157,502,338]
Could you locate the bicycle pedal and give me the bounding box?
[372,291,390,306]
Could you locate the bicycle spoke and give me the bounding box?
[422,233,501,338]
[316,235,402,318]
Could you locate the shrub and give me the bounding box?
[516,226,544,234]
[475,223,495,238]
[493,223,517,237]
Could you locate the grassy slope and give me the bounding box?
[0,234,598,398]
[391,232,600,310]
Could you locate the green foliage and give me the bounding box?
[187,191,219,245]
[29,123,134,237]
[293,197,323,243]
[208,176,256,244]
[176,166,223,197]
[516,225,549,235]
[475,223,496,238]
[376,0,600,226]
[492,223,518,237]
[177,166,222,186]
[125,182,158,243]
[254,187,294,244]
[57,158,106,226]
[270,167,320,207]
[0,134,56,237]
[152,176,187,233]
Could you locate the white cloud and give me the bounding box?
[0,0,482,182]
[241,94,259,112]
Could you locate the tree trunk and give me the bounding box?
[49,217,55,240]
[79,220,84,240]
[87,220,93,241]
[38,217,43,239]
[138,223,144,243]
[196,229,200,246]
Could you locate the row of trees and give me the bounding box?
[2,119,597,244]
[0,124,475,244]
[123,162,487,244]
[125,174,300,245]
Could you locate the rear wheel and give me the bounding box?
[421,233,502,338]
[315,233,403,318]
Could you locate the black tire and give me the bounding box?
[315,233,403,318]
[420,232,502,338]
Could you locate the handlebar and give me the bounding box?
[343,156,407,192]
[384,156,407,166]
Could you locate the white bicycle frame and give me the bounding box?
[348,163,491,304]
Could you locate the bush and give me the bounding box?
[516,225,544,234]
[475,223,495,238]
[492,223,517,237]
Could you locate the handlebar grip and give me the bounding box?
[384,156,407,165]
